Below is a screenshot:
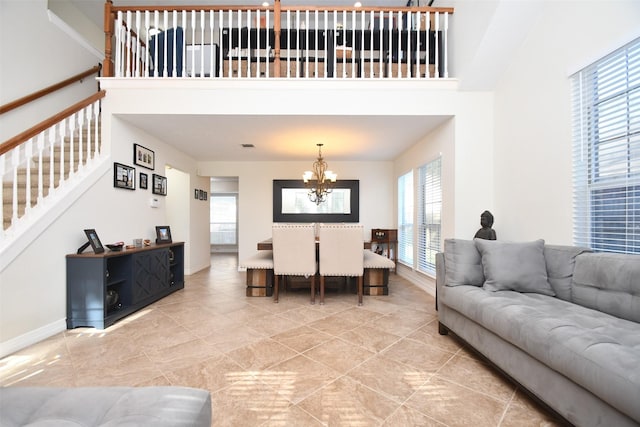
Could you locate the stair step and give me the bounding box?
[3,119,101,231]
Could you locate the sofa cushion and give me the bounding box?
[0,386,212,427]
[439,285,640,422]
[544,245,591,301]
[572,252,640,323]
[475,239,555,296]
[443,239,484,286]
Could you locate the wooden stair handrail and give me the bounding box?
[0,90,106,156]
[0,65,101,115]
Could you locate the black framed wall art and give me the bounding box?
[134,144,155,170]
[113,162,135,190]
[139,172,148,189]
[152,174,167,196]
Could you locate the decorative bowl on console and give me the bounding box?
[106,242,124,251]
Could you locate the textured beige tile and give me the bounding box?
[382,405,446,426]
[210,380,293,426]
[437,353,516,402]
[226,338,298,370]
[406,376,507,427]
[0,254,558,426]
[260,404,325,426]
[279,306,331,324]
[271,326,333,353]
[182,312,246,338]
[0,334,72,386]
[500,388,564,427]
[245,313,303,337]
[298,375,400,425]
[307,313,360,336]
[303,337,374,374]
[339,324,402,353]
[347,354,432,403]
[264,354,342,404]
[0,355,77,387]
[371,308,436,337]
[74,354,162,387]
[407,320,463,354]
[333,306,386,324]
[382,338,454,372]
[145,338,221,371]
[164,354,248,392]
[201,323,265,353]
[224,304,274,324]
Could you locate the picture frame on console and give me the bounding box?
[133,144,155,170]
[82,228,105,254]
[155,226,172,244]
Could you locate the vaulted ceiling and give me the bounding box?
[65,0,538,162]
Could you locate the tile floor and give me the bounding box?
[0,254,562,426]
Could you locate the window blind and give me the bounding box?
[571,37,640,254]
[397,171,414,265]
[417,157,442,274]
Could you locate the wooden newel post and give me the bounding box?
[103,0,114,77]
[274,0,281,77]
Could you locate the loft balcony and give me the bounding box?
[104,1,453,80]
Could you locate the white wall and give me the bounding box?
[0,115,207,355]
[198,160,395,264]
[0,0,98,141]
[493,0,640,244]
[108,116,210,275]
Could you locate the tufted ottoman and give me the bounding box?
[0,386,211,426]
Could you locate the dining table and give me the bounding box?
[256,238,372,251]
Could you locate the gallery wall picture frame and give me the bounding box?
[194,189,199,199]
[134,144,155,170]
[152,173,167,196]
[114,162,135,190]
[140,172,148,189]
[155,225,172,244]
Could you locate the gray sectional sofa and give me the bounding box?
[0,386,212,426]
[436,238,640,427]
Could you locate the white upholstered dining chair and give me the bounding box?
[271,223,317,304]
[318,223,364,305]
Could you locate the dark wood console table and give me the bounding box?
[66,242,184,329]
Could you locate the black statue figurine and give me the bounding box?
[474,210,497,240]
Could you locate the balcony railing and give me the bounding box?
[104,1,453,80]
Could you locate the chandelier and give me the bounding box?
[302,144,337,205]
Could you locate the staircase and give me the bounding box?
[2,121,101,231]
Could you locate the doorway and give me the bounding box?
[210,177,238,253]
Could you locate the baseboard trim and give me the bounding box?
[0,319,67,359]
[396,263,436,297]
